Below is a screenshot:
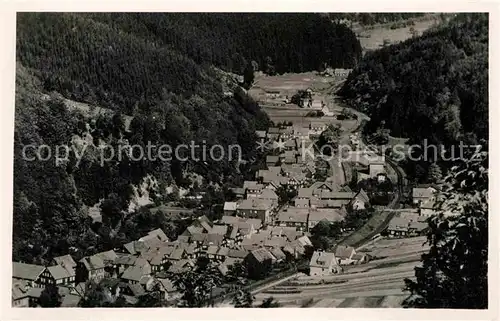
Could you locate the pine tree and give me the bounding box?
[403,150,488,309]
[427,162,443,183]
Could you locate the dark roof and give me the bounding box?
[228,249,248,259]
[128,283,146,297]
[115,254,137,266]
[169,248,185,260]
[334,245,355,259]
[60,294,81,307]
[191,233,208,242]
[157,278,177,293]
[121,266,145,282]
[249,248,276,263]
[204,234,224,246]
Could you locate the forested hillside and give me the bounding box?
[338,13,488,147]
[14,13,362,263]
[85,13,362,76]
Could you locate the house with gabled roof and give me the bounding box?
[284,139,297,151]
[309,251,339,276]
[139,229,169,249]
[334,245,357,265]
[412,186,437,205]
[243,181,265,198]
[350,188,370,210]
[387,213,428,238]
[47,265,74,286]
[308,208,345,230]
[277,207,308,230]
[257,188,279,207]
[167,259,194,274]
[12,280,31,307]
[294,197,310,208]
[266,155,280,167]
[223,202,238,216]
[236,198,274,224]
[77,255,106,283]
[216,247,230,261]
[51,254,77,283]
[157,278,180,301]
[168,248,186,262]
[269,248,286,262]
[311,181,341,195]
[244,248,276,279]
[123,240,149,255]
[121,261,151,284]
[12,262,46,288]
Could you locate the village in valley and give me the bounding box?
[13,69,447,309]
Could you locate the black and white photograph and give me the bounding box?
[5,5,495,315]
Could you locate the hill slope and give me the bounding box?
[338,13,488,146]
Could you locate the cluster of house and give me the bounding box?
[12,212,318,308]
[275,182,370,231]
[12,229,181,307]
[347,133,387,182]
[386,210,428,238]
[308,245,370,276]
[385,183,461,238]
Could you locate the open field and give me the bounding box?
[252,236,427,308]
[253,72,334,93]
[354,16,440,52]
[360,236,429,258]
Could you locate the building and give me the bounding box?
[243,181,264,198]
[412,186,437,205]
[350,189,370,210]
[309,122,327,138]
[257,188,279,207]
[307,209,345,230]
[12,280,30,307]
[387,213,428,238]
[230,187,246,199]
[256,130,267,139]
[244,248,275,279]
[47,265,75,286]
[309,251,339,276]
[223,202,238,216]
[277,207,309,230]
[77,255,106,283]
[334,245,357,265]
[266,155,280,167]
[236,198,274,224]
[51,255,77,284]
[12,262,46,288]
[293,126,310,140]
[310,181,341,196]
[157,278,180,301]
[294,198,310,208]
